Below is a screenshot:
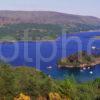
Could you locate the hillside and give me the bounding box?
[0,63,99,99]
[0,11,100,25]
[0,11,100,41]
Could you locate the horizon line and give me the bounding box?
[0,9,99,18]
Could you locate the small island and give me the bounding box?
[58,51,100,68]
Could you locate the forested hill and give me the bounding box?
[0,11,100,25]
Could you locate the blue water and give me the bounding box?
[0,32,100,82]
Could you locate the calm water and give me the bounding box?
[0,32,100,82]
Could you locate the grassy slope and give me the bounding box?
[0,63,99,100]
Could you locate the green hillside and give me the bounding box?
[0,63,99,100]
[0,23,100,41]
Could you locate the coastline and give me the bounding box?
[58,57,100,69]
[0,39,56,44]
[0,30,100,43]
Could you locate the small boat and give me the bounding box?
[83,67,86,70]
[80,69,83,72]
[47,66,52,69]
[89,71,93,74]
[88,67,90,69]
[92,46,96,50]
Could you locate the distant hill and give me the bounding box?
[0,11,100,41]
[0,11,100,25]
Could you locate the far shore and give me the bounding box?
[0,30,100,43]
[0,39,56,43]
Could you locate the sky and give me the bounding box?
[0,0,99,18]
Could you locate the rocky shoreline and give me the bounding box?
[58,51,100,69]
[58,61,100,69]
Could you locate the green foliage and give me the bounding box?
[65,23,100,33]
[0,63,99,100]
[58,51,95,67]
[0,23,62,41]
[0,23,100,41]
[0,65,53,99]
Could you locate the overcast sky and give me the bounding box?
[0,0,99,18]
